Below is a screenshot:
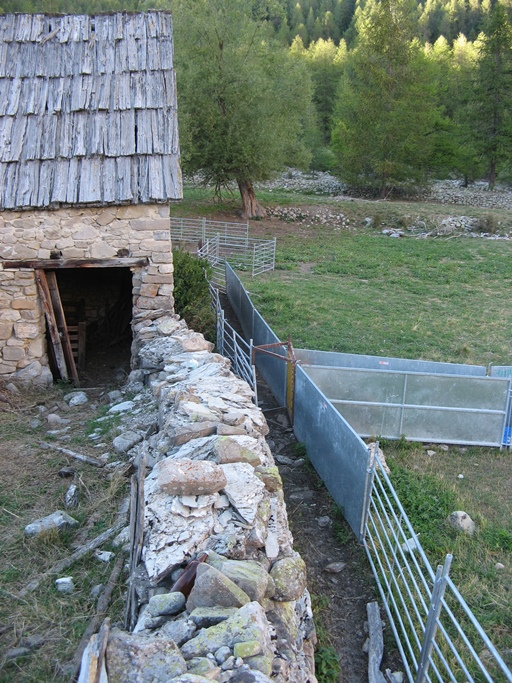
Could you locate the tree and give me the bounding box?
[331,0,441,195]
[173,0,314,217]
[470,2,512,188]
[298,37,346,141]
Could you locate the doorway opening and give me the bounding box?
[53,267,134,386]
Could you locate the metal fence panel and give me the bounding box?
[490,366,512,378]
[294,365,370,536]
[365,458,512,683]
[404,373,508,410]
[296,348,487,377]
[303,365,509,446]
[252,311,287,407]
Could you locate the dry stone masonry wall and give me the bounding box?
[0,203,174,384]
[99,314,317,683]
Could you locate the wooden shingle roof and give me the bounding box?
[0,12,182,210]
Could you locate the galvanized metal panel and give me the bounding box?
[253,310,287,407]
[294,366,370,536]
[490,366,512,378]
[332,402,402,438]
[305,365,509,446]
[401,407,506,446]
[296,348,487,377]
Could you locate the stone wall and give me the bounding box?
[80,314,318,683]
[0,203,174,385]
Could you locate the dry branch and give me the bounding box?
[20,497,129,597]
[39,441,104,467]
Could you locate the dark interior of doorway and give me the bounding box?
[54,267,133,386]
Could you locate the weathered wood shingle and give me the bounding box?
[0,11,182,210]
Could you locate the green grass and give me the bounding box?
[0,386,127,682]
[242,230,512,366]
[310,594,342,683]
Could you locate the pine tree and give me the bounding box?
[332,0,441,195]
[471,2,512,187]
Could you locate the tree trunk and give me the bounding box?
[488,158,497,190]
[237,179,267,219]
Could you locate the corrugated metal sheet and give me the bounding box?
[0,12,182,209]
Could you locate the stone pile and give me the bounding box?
[265,206,352,230]
[93,314,317,683]
[426,180,512,210]
[256,169,345,196]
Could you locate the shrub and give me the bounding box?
[172,249,216,342]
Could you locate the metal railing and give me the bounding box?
[198,234,276,279]
[210,284,257,403]
[171,216,249,244]
[365,454,512,683]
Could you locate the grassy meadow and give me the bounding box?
[176,184,512,672]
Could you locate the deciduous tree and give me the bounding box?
[173,0,314,217]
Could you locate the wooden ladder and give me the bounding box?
[35,269,80,385]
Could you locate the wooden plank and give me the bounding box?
[45,270,80,385]
[367,602,387,683]
[2,258,148,269]
[34,269,68,381]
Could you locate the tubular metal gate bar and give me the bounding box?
[210,284,258,404]
[198,234,276,280]
[364,454,512,683]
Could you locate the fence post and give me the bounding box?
[359,443,376,543]
[202,217,206,245]
[415,554,452,683]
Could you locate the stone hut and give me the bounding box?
[0,12,182,385]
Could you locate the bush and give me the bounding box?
[172,249,216,342]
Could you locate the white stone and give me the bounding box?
[108,401,135,414]
[55,577,74,594]
[221,462,266,525]
[447,511,476,536]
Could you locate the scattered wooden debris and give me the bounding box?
[20,497,129,597]
[39,441,104,468]
[124,446,147,631]
[72,548,123,680]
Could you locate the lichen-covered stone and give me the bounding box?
[254,466,282,492]
[269,553,307,602]
[180,602,273,662]
[206,554,274,602]
[233,640,262,659]
[106,628,187,682]
[186,564,251,612]
[147,591,186,617]
[188,607,239,628]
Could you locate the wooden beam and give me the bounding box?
[45,271,80,385]
[35,269,68,382]
[2,258,149,270]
